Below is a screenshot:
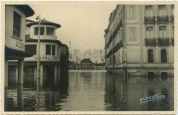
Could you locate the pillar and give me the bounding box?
[17,59,24,110]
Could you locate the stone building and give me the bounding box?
[104,5,174,77]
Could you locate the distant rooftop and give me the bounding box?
[15,5,34,17]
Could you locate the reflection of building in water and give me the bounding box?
[105,73,173,110]
[104,5,174,77]
[104,73,128,110]
[8,19,69,89]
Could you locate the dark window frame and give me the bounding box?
[46,44,56,55]
[34,27,45,35]
[161,49,167,63]
[148,49,154,63]
[25,44,37,55]
[13,11,21,38]
[46,27,55,35]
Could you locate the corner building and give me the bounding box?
[105,5,174,77]
[8,19,69,89]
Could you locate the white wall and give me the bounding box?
[5,6,26,52]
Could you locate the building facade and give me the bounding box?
[8,19,69,89]
[105,5,174,77]
[5,5,34,88]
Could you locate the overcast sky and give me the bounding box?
[28,2,117,50]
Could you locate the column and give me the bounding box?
[40,64,43,89]
[17,59,24,110]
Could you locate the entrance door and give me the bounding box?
[43,65,55,89]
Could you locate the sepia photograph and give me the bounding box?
[2,1,175,114]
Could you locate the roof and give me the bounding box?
[15,5,34,17]
[26,19,61,28]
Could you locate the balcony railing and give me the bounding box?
[171,37,174,46]
[157,16,169,24]
[171,15,174,23]
[145,38,156,46]
[144,16,156,24]
[157,38,169,46]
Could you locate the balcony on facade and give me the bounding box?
[106,40,123,58]
[171,15,174,23]
[105,20,123,48]
[145,38,173,46]
[157,38,169,46]
[145,38,157,46]
[144,16,156,24]
[157,16,169,24]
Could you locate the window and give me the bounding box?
[34,27,44,35]
[146,26,154,38]
[129,27,136,41]
[25,45,36,55]
[148,49,153,63]
[161,72,168,79]
[161,49,167,63]
[158,5,166,16]
[13,11,21,38]
[145,5,153,16]
[159,26,167,38]
[128,5,136,19]
[46,45,55,55]
[46,27,55,35]
[148,72,154,80]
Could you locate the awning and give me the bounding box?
[5,46,33,60]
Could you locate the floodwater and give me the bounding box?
[5,70,174,111]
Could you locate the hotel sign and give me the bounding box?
[35,56,59,61]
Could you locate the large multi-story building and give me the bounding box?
[105,5,174,77]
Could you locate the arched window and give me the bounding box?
[148,49,153,63]
[161,49,167,63]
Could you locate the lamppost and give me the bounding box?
[36,15,41,110]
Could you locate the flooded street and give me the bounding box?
[6,70,174,111]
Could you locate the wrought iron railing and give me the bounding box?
[145,38,157,46]
[144,16,156,24]
[157,38,170,46]
[157,16,169,24]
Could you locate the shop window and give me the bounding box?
[25,45,36,55]
[46,27,55,35]
[34,27,44,35]
[46,45,55,55]
[13,11,21,38]
[161,49,167,63]
[148,49,154,63]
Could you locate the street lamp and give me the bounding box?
[36,15,41,110]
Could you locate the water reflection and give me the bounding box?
[5,70,173,111]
